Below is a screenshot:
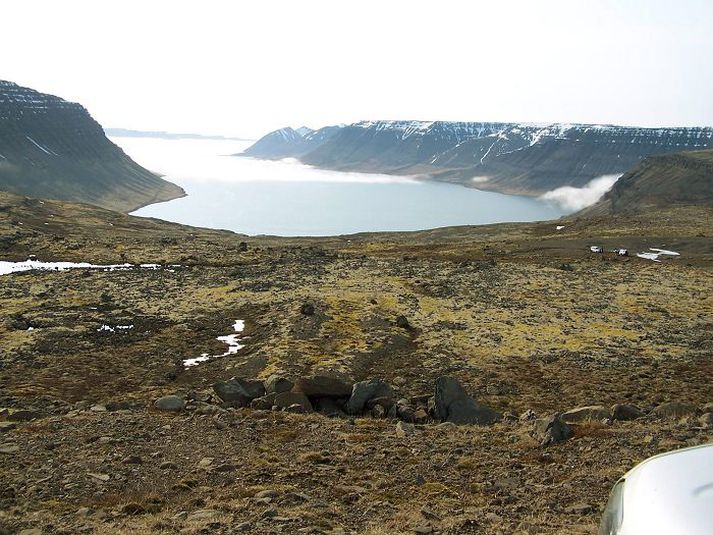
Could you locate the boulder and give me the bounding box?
[533,414,574,446]
[611,403,643,421]
[250,393,276,410]
[264,375,294,395]
[300,303,315,316]
[433,376,501,425]
[212,378,266,406]
[274,392,313,412]
[651,402,697,419]
[395,315,411,329]
[446,397,501,425]
[699,413,713,428]
[561,405,611,423]
[345,379,394,414]
[294,375,352,398]
[154,395,185,412]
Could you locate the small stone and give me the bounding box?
[197,457,214,468]
[154,395,185,412]
[0,422,17,432]
[159,461,177,470]
[17,530,42,535]
[90,404,107,412]
[121,455,142,465]
[0,444,20,454]
[396,315,411,329]
[413,525,433,534]
[396,421,416,437]
[186,509,220,523]
[698,413,713,428]
[300,303,315,316]
[87,472,110,482]
[255,489,280,499]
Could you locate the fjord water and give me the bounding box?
[115,137,566,236]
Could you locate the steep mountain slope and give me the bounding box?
[0,80,184,212]
[577,149,713,216]
[242,120,713,196]
[240,125,341,159]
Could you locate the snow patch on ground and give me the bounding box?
[471,176,490,184]
[636,248,680,262]
[0,259,168,276]
[183,319,246,367]
[540,174,621,211]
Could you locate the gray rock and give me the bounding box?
[561,405,611,423]
[651,401,697,419]
[611,403,643,421]
[345,379,394,414]
[264,375,294,395]
[212,377,266,406]
[274,391,314,412]
[447,397,501,425]
[396,421,416,436]
[433,376,501,425]
[396,315,411,329]
[698,413,713,428]
[533,413,574,446]
[154,395,185,412]
[294,375,352,398]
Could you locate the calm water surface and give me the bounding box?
[113,137,566,236]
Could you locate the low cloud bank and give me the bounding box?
[540,174,621,211]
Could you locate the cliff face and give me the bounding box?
[577,149,713,216]
[242,120,713,196]
[0,80,184,212]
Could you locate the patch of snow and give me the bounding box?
[183,319,246,367]
[25,136,58,156]
[97,324,134,333]
[471,176,490,184]
[0,259,169,276]
[540,174,621,211]
[649,248,680,256]
[556,225,565,230]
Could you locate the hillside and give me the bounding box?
[241,120,713,196]
[1,191,712,534]
[578,149,713,216]
[0,80,184,212]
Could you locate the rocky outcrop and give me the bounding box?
[0,80,184,212]
[212,378,265,406]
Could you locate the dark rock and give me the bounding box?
[300,303,315,316]
[651,401,697,419]
[370,404,387,418]
[274,392,314,412]
[121,455,143,465]
[264,375,294,395]
[345,379,394,414]
[561,405,611,423]
[611,403,643,421]
[250,393,276,410]
[699,413,713,428]
[154,395,185,412]
[6,409,40,422]
[294,375,352,398]
[314,397,345,416]
[533,414,574,446]
[433,376,501,425]
[395,315,411,329]
[212,378,266,406]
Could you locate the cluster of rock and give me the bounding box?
[156,375,503,426]
[152,380,713,447]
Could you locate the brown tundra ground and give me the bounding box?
[0,192,712,534]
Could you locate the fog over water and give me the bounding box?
[115,137,568,237]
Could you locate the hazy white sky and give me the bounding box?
[3,0,712,137]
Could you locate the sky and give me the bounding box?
[3,0,713,138]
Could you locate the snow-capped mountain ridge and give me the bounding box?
[240,120,713,196]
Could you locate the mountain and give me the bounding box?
[577,149,713,216]
[0,80,184,212]
[239,125,341,159]
[241,120,713,196]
